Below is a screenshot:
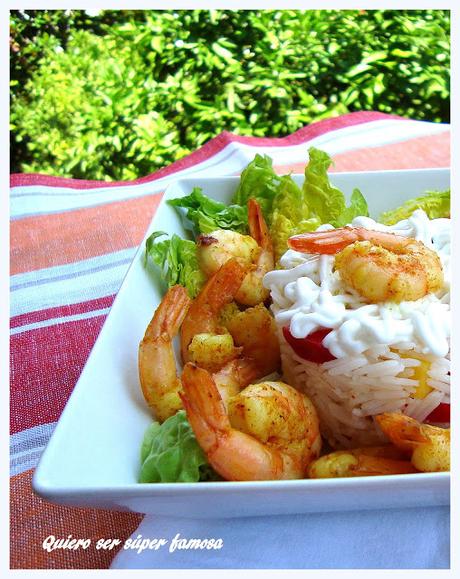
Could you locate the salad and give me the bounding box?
[138,147,450,483]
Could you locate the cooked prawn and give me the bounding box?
[376,412,450,472]
[138,285,192,423]
[180,363,321,481]
[139,285,262,421]
[180,257,248,367]
[197,199,274,306]
[288,227,443,303]
[307,445,417,478]
[222,303,281,376]
[212,357,262,408]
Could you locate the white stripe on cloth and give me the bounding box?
[10,247,136,318]
[10,422,57,476]
[10,119,449,219]
[10,307,111,336]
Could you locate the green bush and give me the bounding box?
[10,9,450,180]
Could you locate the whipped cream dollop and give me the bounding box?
[264,210,451,359]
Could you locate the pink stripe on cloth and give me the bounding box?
[10,112,403,189]
[10,315,106,434]
[10,295,115,329]
[273,132,451,175]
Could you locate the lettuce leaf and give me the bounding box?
[269,148,369,259]
[380,189,450,225]
[335,188,370,227]
[168,187,248,235]
[232,154,281,221]
[144,231,206,298]
[270,175,321,261]
[301,147,347,223]
[139,411,220,483]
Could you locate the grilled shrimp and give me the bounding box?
[222,303,281,376]
[138,285,192,423]
[180,258,247,368]
[307,446,417,478]
[376,412,450,472]
[288,227,443,303]
[180,363,321,481]
[139,285,262,421]
[197,199,274,306]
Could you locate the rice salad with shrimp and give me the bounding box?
[139,146,450,482]
[264,209,450,449]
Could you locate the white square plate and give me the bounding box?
[33,168,450,517]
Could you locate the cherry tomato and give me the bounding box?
[282,326,336,364]
[425,402,450,424]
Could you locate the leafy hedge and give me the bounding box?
[10,9,450,180]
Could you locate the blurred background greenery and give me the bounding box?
[10,9,450,181]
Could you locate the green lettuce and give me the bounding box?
[139,411,220,483]
[144,231,206,297]
[335,188,370,227]
[168,187,248,235]
[269,147,369,259]
[232,153,281,221]
[380,189,450,225]
[302,147,369,227]
[270,175,321,261]
[301,147,347,223]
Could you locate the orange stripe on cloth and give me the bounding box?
[10,193,163,276]
[273,132,450,175]
[10,469,143,569]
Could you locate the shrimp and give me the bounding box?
[236,198,275,306]
[139,285,262,421]
[180,258,248,367]
[180,363,321,481]
[307,446,417,478]
[197,199,274,306]
[222,303,281,376]
[376,412,450,472]
[288,227,443,303]
[212,357,262,409]
[138,285,192,423]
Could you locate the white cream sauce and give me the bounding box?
[264,210,451,359]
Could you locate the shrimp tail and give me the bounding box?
[288,227,359,254]
[376,412,430,453]
[143,284,192,341]
[288,227,413,255]
[248,198,273,252]
[180,363,231,451]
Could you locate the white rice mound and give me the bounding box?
[265,210,451,449]
[279,330,450,449]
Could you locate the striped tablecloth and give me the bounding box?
[10,111,450,569]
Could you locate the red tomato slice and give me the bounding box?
[425,402,450,424]
[282,326,336,364]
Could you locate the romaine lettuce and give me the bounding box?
[269,147,369,259]
[232,153,281,221]
[139,410,219,483]
[380,189,450,225]
[144,232,206,298]
[270,175,321,261]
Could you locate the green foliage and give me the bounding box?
[10,9,450,180]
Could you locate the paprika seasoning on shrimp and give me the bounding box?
[282,327,336,364]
